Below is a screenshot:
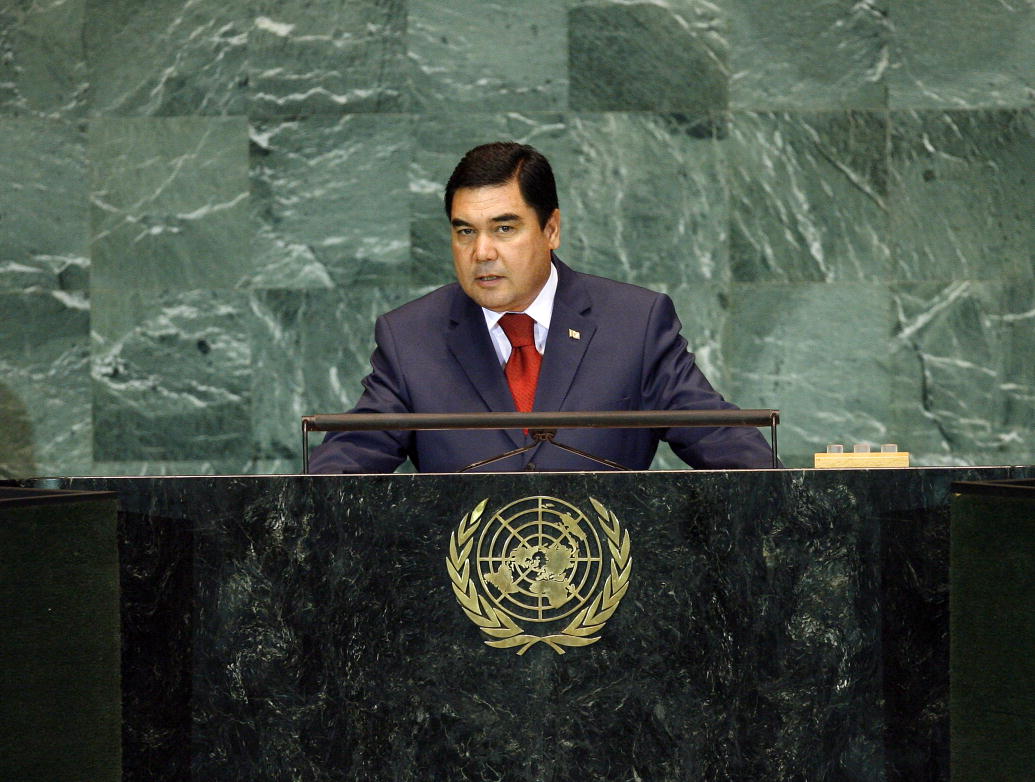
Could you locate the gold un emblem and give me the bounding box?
[446,496,633,655]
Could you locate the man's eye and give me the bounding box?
[497,225,514,233]
[456,228,474,237]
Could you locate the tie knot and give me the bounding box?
[499,313,536,348]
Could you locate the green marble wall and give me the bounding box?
[1,0,1032,476]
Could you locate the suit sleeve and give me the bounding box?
[308,314,414,474]
[641,293,778,469]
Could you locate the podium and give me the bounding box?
[0,487,121,782]
[951,479,1035,782]
[10,466,1035,780]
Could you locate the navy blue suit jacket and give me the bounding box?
[309,258,775,473]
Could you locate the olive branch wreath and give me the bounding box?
[445,497,632,655]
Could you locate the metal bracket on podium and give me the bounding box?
[301,409,780,473]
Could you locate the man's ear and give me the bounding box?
[545,209,561,250]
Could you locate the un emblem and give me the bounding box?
[446,496,632,655]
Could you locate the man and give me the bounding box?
[309,142,776,473]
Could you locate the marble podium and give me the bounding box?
[0,487,121,782]
[950,478,1035,782]
[24,466,1035,781]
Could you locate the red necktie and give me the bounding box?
[498,313,542,413]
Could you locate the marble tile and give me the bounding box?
[83,0,247,116]
[249,457,305,476]
[85,457,299,477]
[0,290,91,477]
[5,0,1035,479]
[727,0,889,110]
[889,0,1035,109]
[889,109,1035,282]
[564,113,729,286]
[728,111,891,282]
[0,119,89,290]
[89,117,250,291]
[890,281,1035,466]
[0,0,88,118]
[91,288,252,461]
[248,115,410,289]
[409,0,567,112]
[249,0,407,115]
[569,2,728,112]
[409,113,570,287]
[249,286,429,461]
[0,258,89,294]
[724,282,894,467]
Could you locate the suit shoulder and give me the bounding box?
[570,269,669,310]
[377,283,461,327]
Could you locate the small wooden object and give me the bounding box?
[814,444,910,468]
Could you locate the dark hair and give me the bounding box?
[444,142,558,228]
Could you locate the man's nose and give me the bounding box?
[474,233,498,261]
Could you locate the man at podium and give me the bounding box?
[310,142,775,474]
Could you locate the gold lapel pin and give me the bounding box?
[568,328,581,340]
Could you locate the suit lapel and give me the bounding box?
[444,260,596,451]
[445,287,523,448]
[534,259,596,413]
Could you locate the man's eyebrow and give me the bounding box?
[451,213,523,228]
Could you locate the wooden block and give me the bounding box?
[814,452,910,468]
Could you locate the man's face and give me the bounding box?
[450,178,560,313]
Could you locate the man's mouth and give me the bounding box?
[476,274,503,282]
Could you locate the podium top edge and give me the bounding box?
[0,486,120,508]
[951,478,1035,499]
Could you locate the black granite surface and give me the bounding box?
[40,466,1035,781]
[0,488,121,782]
[950,483,1035,782]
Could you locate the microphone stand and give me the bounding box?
[457,429,631,472]
[301,409,781,472]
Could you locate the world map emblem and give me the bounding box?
[446,496,632,655]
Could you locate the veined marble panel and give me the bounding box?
[250,286,430,462]
[91,288,252,461]
[565,113,728,286]
[248,115,410,289]
[0,0,87,118]
[409,112,570,287]
[725,282,894,467]
[409,0,567,112]
[89,116,250,291]
[249,0,407,115]
[889,0,1035,109]
[727,0,889,111]
[889,109,1035,282]
[86,457,300,477]
[569,2,727,112]
[890,281,1035,466]
[0,290,91,477]
[0,119,89,290]
[728,111,891,282]
[83,0,247,116]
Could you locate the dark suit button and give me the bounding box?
[524,462,536,471]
